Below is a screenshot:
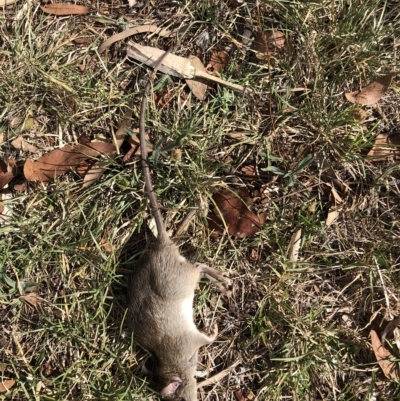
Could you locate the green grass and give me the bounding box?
[1,0,400,400]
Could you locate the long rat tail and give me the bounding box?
[139,48,171,238]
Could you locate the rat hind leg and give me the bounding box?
[195,263,231,296]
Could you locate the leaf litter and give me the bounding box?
[24,141,116,183]
[0,159,16,190]
[208,188,266,238]
[345,74,394,105]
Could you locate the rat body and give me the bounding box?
[127,49,230,400]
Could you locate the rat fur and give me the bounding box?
[127,48,230,400]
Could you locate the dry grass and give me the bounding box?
[1,0,400,400]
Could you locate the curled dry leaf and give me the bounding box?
[24,142,116,183]
[186,55,208,100]
[370,329,400,380]
[208,51,229,74]
[0,159,16,190]
[345,74,393,105]
[367,132,400,162]
[0,379,15,393]
[11,136,38,153]
[40,3,90,15]
[208,188,266,239]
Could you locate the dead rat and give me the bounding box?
[127,49,231,400]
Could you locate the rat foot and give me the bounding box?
[195,263,232,296]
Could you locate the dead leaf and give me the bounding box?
[207,51,229,74]
[345,74,393,105]
[326,210,339,226]
[8,116,22,128]
[20,292,40,309]
[74,37,92,44]
[0,133,3,144]
[21,118,36,132]
[0,190,13,226]
[13,183,27,192]
[226,131,256,144]
[234,389,248,401]
[186,56,208,100]
[253,30,286,62]
[0,379,15,393]
[287,229,302,262]
[123,131,152,162]
[208,188,266,239]
[79,160,108,191]
[367,133,400,161]
[11,136,38,153]
[240,165,256,176]
[40,3,90,15]
[24,142,115,183]
[370,329,400,380]
[127,43,251,94]
[0,159,16,190]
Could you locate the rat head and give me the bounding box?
[158,374,197,401]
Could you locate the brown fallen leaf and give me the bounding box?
[345,74,393,105]
[207,50,229,74]
[20,292,40,309]
[11,136,38,153]
[253,30,286,63]
[240,165,256,177]
[40,3,90,15]
[79,160,108,191]
[186,56,208,100]
[0,159,16,190]
[208,188,266,239]
[13,183,27,192]
[370,329,400,380]
[74,37,92,44]
[24,142,115,183]
[367,132,400,162]
[0,379,15,393]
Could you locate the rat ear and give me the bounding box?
[161,376,182,397]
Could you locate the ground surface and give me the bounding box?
[1,0,400,400]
